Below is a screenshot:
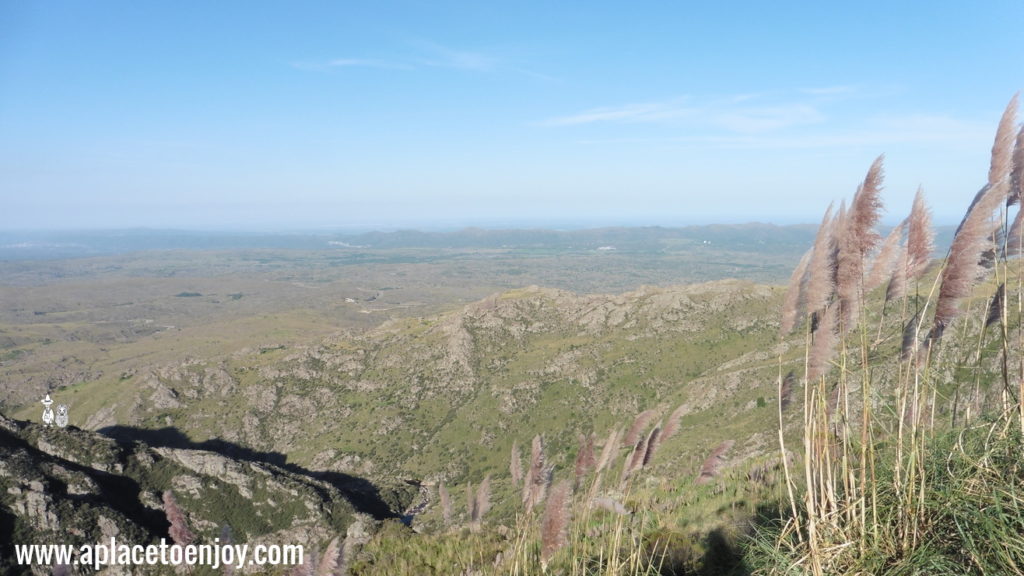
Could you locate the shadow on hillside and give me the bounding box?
[0,506,19,574]
[98,425,402,521]
[1,425,171,546]
[701,501,785,576]
[652,501,782,576]
[699,526,749,576]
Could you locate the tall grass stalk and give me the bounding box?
[768,93,1024,575]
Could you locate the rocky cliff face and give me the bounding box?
[0,414,401,575]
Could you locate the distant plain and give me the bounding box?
[0,224,826,412]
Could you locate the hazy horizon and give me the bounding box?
[3,2,1023,230]
[1,216,966,236]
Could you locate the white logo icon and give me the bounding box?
[56,404,69,428]
[41,394,55,427]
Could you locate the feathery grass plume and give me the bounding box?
[316,537,342,576]
[932,180,1009,340]
[289,558,309,576]
[780,249,812,336]
[866,219,905,292]
[780,370,795,411]
[522,440,537,506]
[885,241,908,303]
[466,482,475,527]
[221,524,236,576]
[849,156,886,253]
[1007,207,1023,256]
[901,309,925,359]
[1011,124,1024,206]
[290,557,310,576]
[985,283,1005,329]
[662,403,686,441]
[951,97,1017,236]
[438,482,452,527]
[290,548,318,576]
[540,479,572,569]
[621,438,647,484]
[523,434,550,511]
[623,409,657,447]
[830,200,848,286]
[804,203,837,319]
[935,105,1017,337]
[836,156,885,331]
[573,433,595,488]
[162,490,194,547]
[641,424,662,468]
[906,187,936,280]
[807,303,839,381]
[472,475,491,529]
[696,440,735,484]
[510,441,523,487]
[594,427,620,474]
[988,92,1019,188]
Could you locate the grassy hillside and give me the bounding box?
[11,282,787,490]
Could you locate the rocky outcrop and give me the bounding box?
[0,414,391,575]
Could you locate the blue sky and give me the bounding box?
[2,1,1023,230]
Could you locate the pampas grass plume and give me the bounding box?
[316,537,342,576]
[805,204,837,317]
[696,440,735,484]
[642,424,662,468]
[934,180,1009,332]
[866,220,904,292]
[473,474,491,527]
[573,433,595,488]
[439,482,452,527]
[989,92,1018,187]
[780,250,812,336]
[807,304,838,381]
[780,370,795,411]
[510,441,522,487]
[594,427,620,474]
[662,403,686,441]
[836,156,885,331]
[540,479,572,568]
[906,187,936,280]
[1007,207,1023,256]
[162,490,194,547]
[623,409,657,447]
[1011,124,1024,206]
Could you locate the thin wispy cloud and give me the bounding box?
[292,40,513,75]
[715,104,824,133]
[327,58,412,70]
[574,113,990,150]
[290,58,411,71]
[413,41,498,71]
[539,100,695,126]
[540,95,825,133]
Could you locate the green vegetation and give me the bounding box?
[2,102,1020,574]
[336,97,1024,575]
[753,95,1024,575]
